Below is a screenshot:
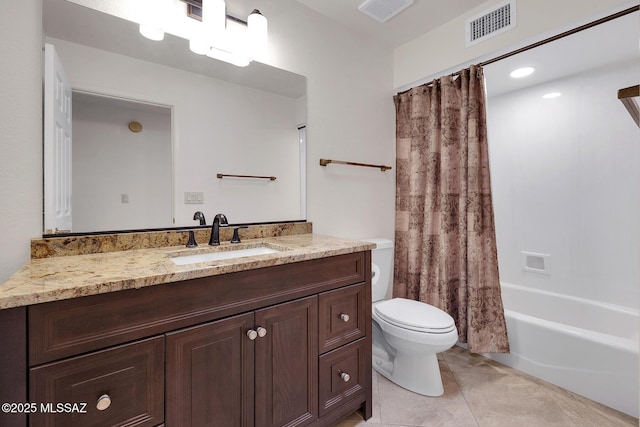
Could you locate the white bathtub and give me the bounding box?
[486,282,639,417]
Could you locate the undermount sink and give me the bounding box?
[170,246,281,265]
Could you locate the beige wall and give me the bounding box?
[0,1,43,283]
[394,0,636,89]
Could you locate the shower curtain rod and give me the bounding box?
[397,5,639,95]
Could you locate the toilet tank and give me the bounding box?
[361,238,394,303]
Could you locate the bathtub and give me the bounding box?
[485,282,639,418]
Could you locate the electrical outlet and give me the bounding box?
[184,192,204,204]
[121,193,129,204]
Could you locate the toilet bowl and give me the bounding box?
[363,238,459,397]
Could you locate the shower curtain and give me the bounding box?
[393,65,509,354]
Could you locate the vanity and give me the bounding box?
[0,229,375,427]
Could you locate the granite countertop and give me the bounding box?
[0,234,375,310]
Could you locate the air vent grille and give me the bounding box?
[465,0,516,47]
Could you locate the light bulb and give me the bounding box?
[248,9,268,57]
[203,0,226,44]
[138,0,169,41]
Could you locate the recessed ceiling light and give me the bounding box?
[510,67,535,78]
[543,92,562,99]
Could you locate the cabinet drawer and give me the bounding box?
[29,336,164,427]
[318,339,367,417]
[318,283,366,353]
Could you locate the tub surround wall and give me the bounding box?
[487,60,640,309]
[31,221,312,259]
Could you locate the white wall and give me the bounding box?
[72,96,173,232]
[486,60,640,308]
[0,2,42,284]
[260,1,396,239]
[394,0,635,89]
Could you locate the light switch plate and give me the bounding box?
[184,192,204,204]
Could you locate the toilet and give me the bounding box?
[363,238,458,397]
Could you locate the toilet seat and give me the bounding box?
[374,298,456,334]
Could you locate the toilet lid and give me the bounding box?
[374,298,456,333]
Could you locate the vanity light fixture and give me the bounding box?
[509,66,535,78]
[138,0,171,41]
[139,0,268,67]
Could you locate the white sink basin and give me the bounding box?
[171,246,280,265]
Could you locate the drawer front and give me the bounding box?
[318,339,367,417]
[29,252,366,365]
[29,336,164,427]
[318,283,366,353]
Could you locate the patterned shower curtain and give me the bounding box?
[393,65,509,354]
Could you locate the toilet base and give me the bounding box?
[373,350,445,397]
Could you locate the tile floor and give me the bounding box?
[337,346,638,427]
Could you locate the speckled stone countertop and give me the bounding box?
[0,234,375,310]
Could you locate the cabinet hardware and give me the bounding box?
[247,329,258,340]
[339,372,350,382]
[96,394,111,411]
[340,313,350,322]
[256,326,267,338]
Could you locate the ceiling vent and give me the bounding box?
[358,0,414,23]
[465,0,516,47]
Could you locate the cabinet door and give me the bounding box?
[255,296,318,427]
[166,313,254,427]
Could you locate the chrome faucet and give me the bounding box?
[208,213,228,246]
[193,211,206,225]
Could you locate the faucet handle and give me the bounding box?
[181,230,198,248]
[230,226,249,244]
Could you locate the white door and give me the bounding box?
[44,43,72,233]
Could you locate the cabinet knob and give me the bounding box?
[340,371,350,383]
[96,394,111,411]
[256,326,267,338]
[340,313,350,322]
[247,329,258,340]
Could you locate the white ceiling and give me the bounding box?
[484,11,639,97]
[294,0,488,48]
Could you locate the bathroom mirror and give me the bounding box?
[43,0,307,234]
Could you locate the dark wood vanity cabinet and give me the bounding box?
[21,252,372,427]
[166,297,318,427]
